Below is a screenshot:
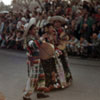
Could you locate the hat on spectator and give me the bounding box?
[29,17,36,24]
[76,9,81,14]
[24,23,29,30]
[21,17,27,22]
[29,13,32,17]
[49,16,66,25]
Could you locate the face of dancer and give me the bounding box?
[54,20,62,29]
[48,26,56,38]
[29,25,37,36]
[48,25,56,35]
[48,25,57,42]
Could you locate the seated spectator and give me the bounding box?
[76,37,89,57]
[0,34,2,46]
[67,35,79,55]
[17,17,27,31]
[15,31,24,50]
[96,21,100,34]
[0,31,6,48]
[98,31,100,39]
[95,8,100,22]
[91,33,100,57]
[91,23,99,35]
[6,32,16,49]
[5,33,12,47]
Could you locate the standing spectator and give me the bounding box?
[79,13,95,40]
[44,0,51,12]
[95,8,100,22]
[80,23,90,41]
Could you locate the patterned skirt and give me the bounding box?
[58,50,72,86]
[41,57,60,89]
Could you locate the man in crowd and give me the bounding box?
[91,33,100,57]
[67,34,79,55]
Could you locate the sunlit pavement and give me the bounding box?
[0,49,100,100]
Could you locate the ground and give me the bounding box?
[0,49,100,100]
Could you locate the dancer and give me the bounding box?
[42,22,72,88]
[50,16,73,86]
[23,20,49,100]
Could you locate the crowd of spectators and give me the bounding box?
[0,0,100,58]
